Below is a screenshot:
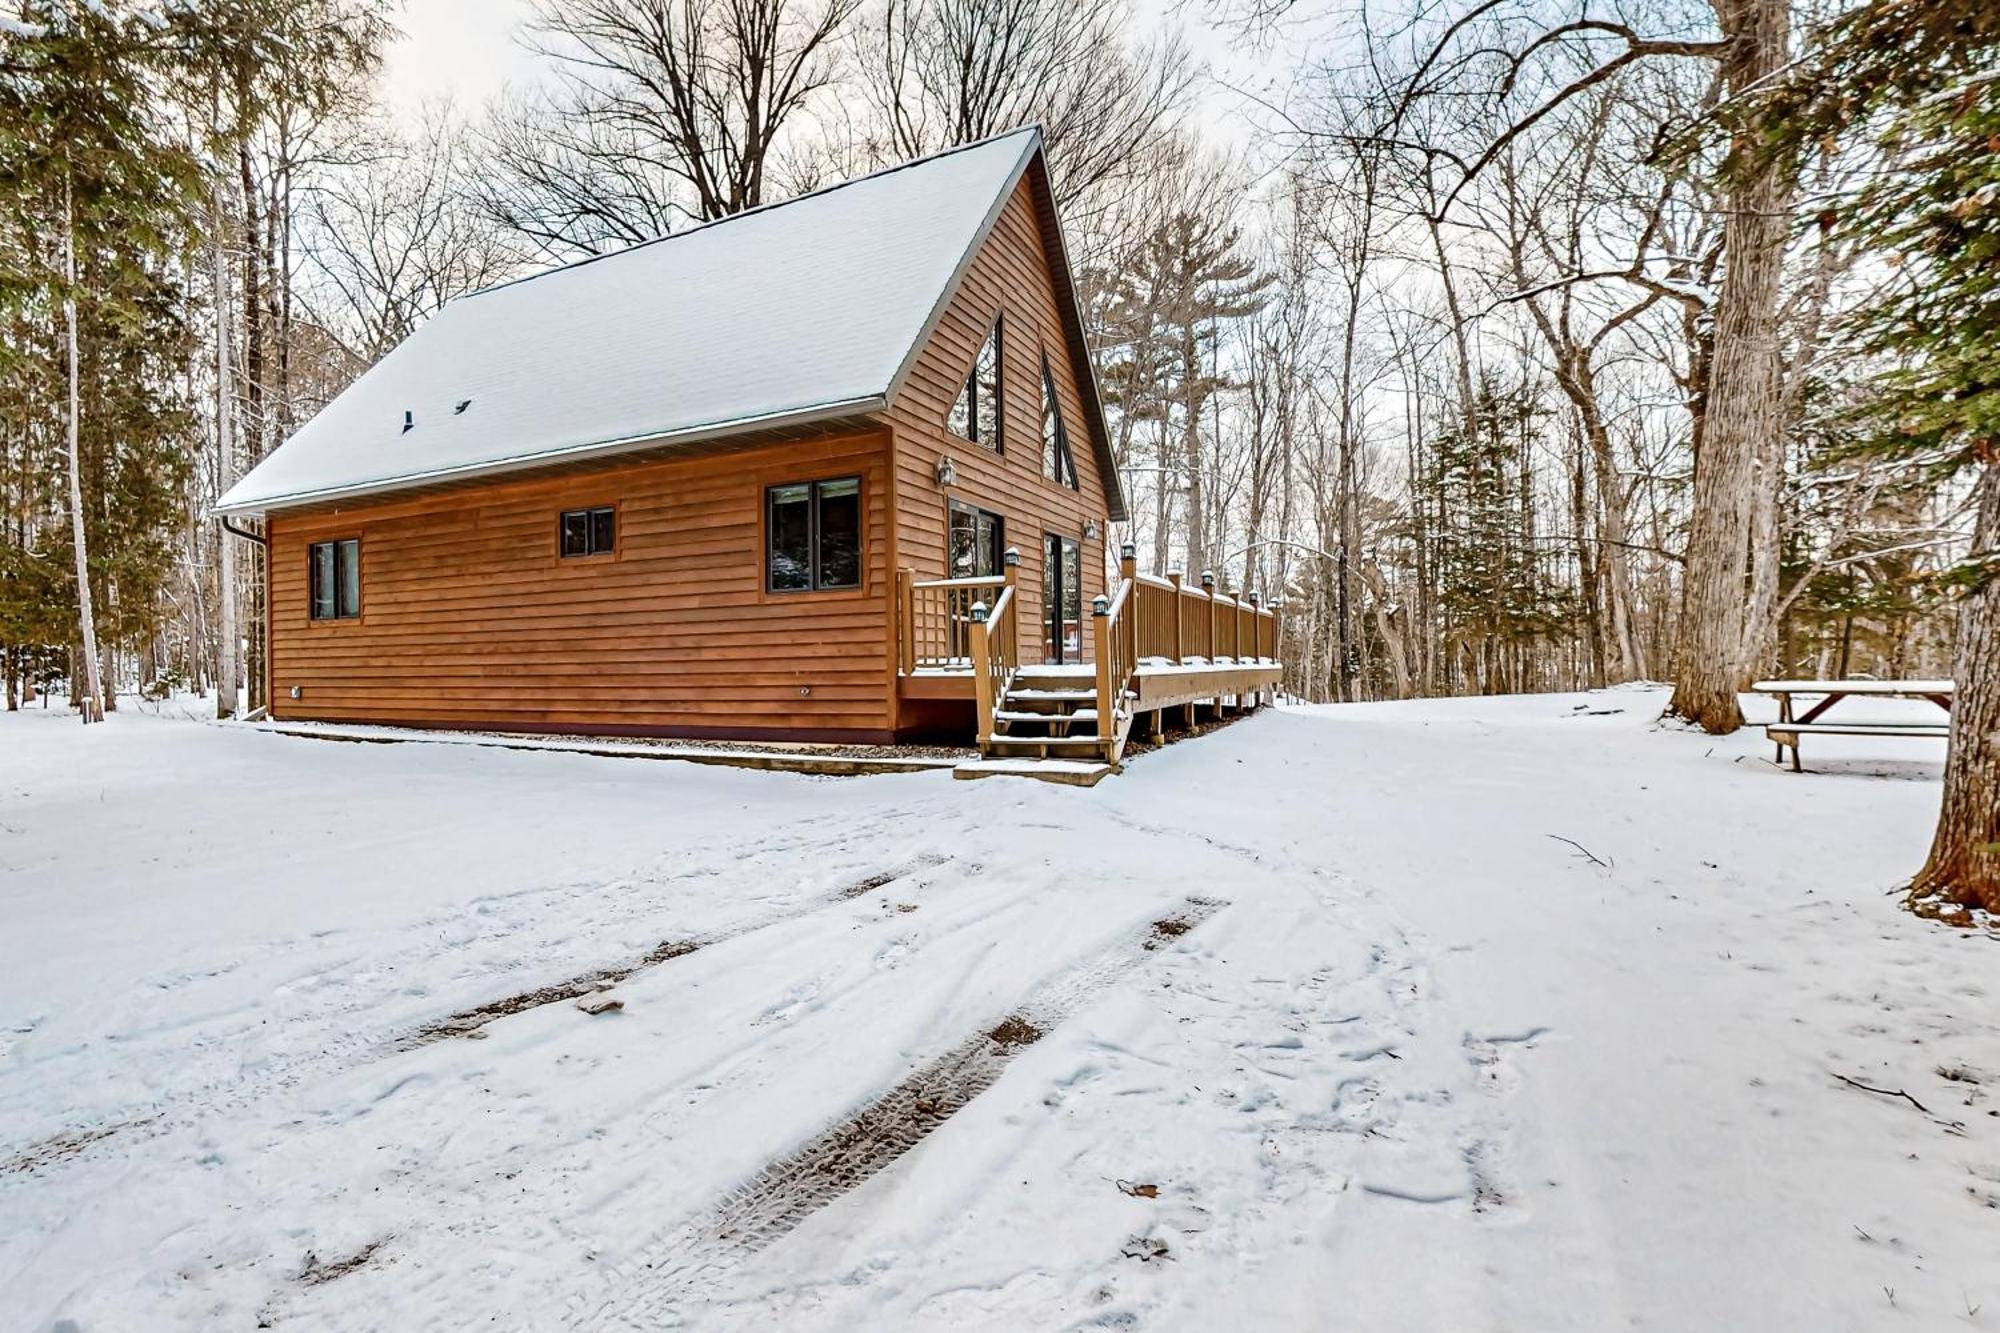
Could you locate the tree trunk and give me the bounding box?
[1737,422,1784,683]
[1183,336,1207,578]
[62,176,105,725]
[1910,466,2000,914]
[1570,416,1607,687]
[1666,0,1791,733]
[213,192,240,719]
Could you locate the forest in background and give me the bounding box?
[0,0,1978,706]
[1,0,1994,903]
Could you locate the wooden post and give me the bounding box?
[1249,593,1264,705]
[897,567,916,674]
[1201,570,1216,664]
[1092,594,1115,749]
[1150,708,1164,742]
[1119,544,1138,673]
[970,599,994,747]
[1168,569,1185,664]
[1002,546,1020,663]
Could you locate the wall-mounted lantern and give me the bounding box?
[935,455,958,488]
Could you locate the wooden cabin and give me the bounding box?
[216,128,1281,775]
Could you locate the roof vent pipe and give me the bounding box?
[402,410,415,433]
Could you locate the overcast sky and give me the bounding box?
[377,0,1282,148]
[380,0,540,114]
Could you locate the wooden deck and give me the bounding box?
[896,547,1284,779]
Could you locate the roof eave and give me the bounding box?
[211,393,889,519]
[1023,151,1128,524]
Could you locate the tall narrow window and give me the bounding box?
[308,539,361,620]
[767,477,863,592]
[560,506,616,558]
[948,500,1005,578]
[1041,355,1077,488]
[947,317,1003,452]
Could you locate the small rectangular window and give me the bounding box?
[767,477,863,592]
[308,538,360,620]
[560,506,615,558]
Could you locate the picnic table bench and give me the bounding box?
[1750,679,1953,772]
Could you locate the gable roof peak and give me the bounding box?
[460,125,1047,308]
[213,127,1094,518]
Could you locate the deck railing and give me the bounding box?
[905,542,1282,760]
[1092,579,1135,748]
[898,570,1007,672]
[968,550,1021,743]
[896,553,1279,678]
[1125,560,1278,666]
[1087,546,1280,759]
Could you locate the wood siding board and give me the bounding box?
[270,430,895,738]
[885,175,1113,669]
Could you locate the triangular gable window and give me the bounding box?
[1041,355,1078,489]
[948,317,1003,452]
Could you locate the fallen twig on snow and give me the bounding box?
[1546,834,1610,868]
[1832,1072,1932,1115]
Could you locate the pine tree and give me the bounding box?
[1094,195,1270,576]
[0,1,199,719]
[1759,0,2000,913]
[1426,379,1577,693]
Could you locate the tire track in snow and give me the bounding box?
[388,855,951,1051]
[0,836,958,1182]
[570,898,1227,1329]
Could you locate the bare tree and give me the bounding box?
[1667,0,1792,732]
[301,109,524,361]
[857,0,1193,212]
[482,0,858,258]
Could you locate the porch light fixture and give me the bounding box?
[1084,519,1101,540]
[935,454,958,488]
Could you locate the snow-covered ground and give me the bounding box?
[2,688,1995,1331]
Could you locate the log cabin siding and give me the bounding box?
[887,175,1114,667]
[268,430,896,739]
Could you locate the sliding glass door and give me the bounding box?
[1043,533,1083,664]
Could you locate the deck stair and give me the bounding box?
[940,544,1282,784]
[980,665,1131,762]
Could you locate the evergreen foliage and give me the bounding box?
[0,1,198,703]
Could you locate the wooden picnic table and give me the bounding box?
[1749,678,1953,772]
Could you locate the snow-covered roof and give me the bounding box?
[218,128,1077,516]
